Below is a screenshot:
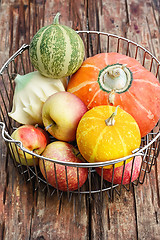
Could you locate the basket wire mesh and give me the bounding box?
[0,31,160,201]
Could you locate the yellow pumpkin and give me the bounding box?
[76,105,141,168]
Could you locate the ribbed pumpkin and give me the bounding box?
[67,52,160,137]
[29,13,85,79]
[76,105,141,169]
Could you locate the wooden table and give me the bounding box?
[0,0,160,239]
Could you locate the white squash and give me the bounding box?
[9,71,67,125]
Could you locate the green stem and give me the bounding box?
[53,12,61,25]
[105,106,119,126]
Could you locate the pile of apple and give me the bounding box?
[10,89,142,192]
[10,91,90,191]
[9,75,143,193]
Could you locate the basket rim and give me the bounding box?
[1,30,160,75]
[0,121,159,168]
[77,30,160,65]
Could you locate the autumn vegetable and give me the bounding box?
[67,52,160,137]
[8,71,67,125]
[76,105,141,168]
[29,12,85,79]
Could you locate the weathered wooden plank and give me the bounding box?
[0,1,44,239]
[0,136,6,240]
[0,0,160,240]
[0,2,10,67]
[0,1,89,239]
[30,192,89,240]
[0,2,11,239]
[8,0,46,56]
[43,0,87,30]
[99,0,129,36]
[91,188,138,240]
[134,161,160,240]
[70,1,143,238]
[89,0,160,239]
[88,0,139,238]
[126,1,160,239]
[3,166,34,240]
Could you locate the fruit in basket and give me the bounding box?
[96,155,142,185]
[76,105,141,169]
[42,91,88,142]
[37,127,50,145]
[39,141,88,191]
[10,125,48,166]
[67,52,160,137]
[29,12,85,79]
[8,71,67,125]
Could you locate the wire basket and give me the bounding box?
[0,31,160,201]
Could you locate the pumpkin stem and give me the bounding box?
[53,12,61,25]
[97,64,133,100]
[105,106,119,126]
[108,89,116,105]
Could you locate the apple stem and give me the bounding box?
[105,105,119,126]
[45,123,53,131]
[76,152,81,157]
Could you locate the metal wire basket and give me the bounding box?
[0,31,160,201]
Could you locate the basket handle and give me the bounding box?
[0,44,29,74]
[0,122,22,146]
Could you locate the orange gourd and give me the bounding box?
[76,105,141,169]
[67,52,160,137]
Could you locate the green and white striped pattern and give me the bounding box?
[29,15,85,79]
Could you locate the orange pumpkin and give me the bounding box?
[76,105,141,169]
[67,52,160,137]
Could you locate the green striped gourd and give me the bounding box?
[29,13,85,79]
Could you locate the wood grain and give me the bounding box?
[30,193,89,240]
[0,137,6,240]
[0,0,160,239]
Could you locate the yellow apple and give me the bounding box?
[42,91,88,142]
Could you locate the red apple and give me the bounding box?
[42,91,88,142]
[39,141,88,191]
[35,126,50,145]
[96,156,142,185]
[10,125,48,166]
